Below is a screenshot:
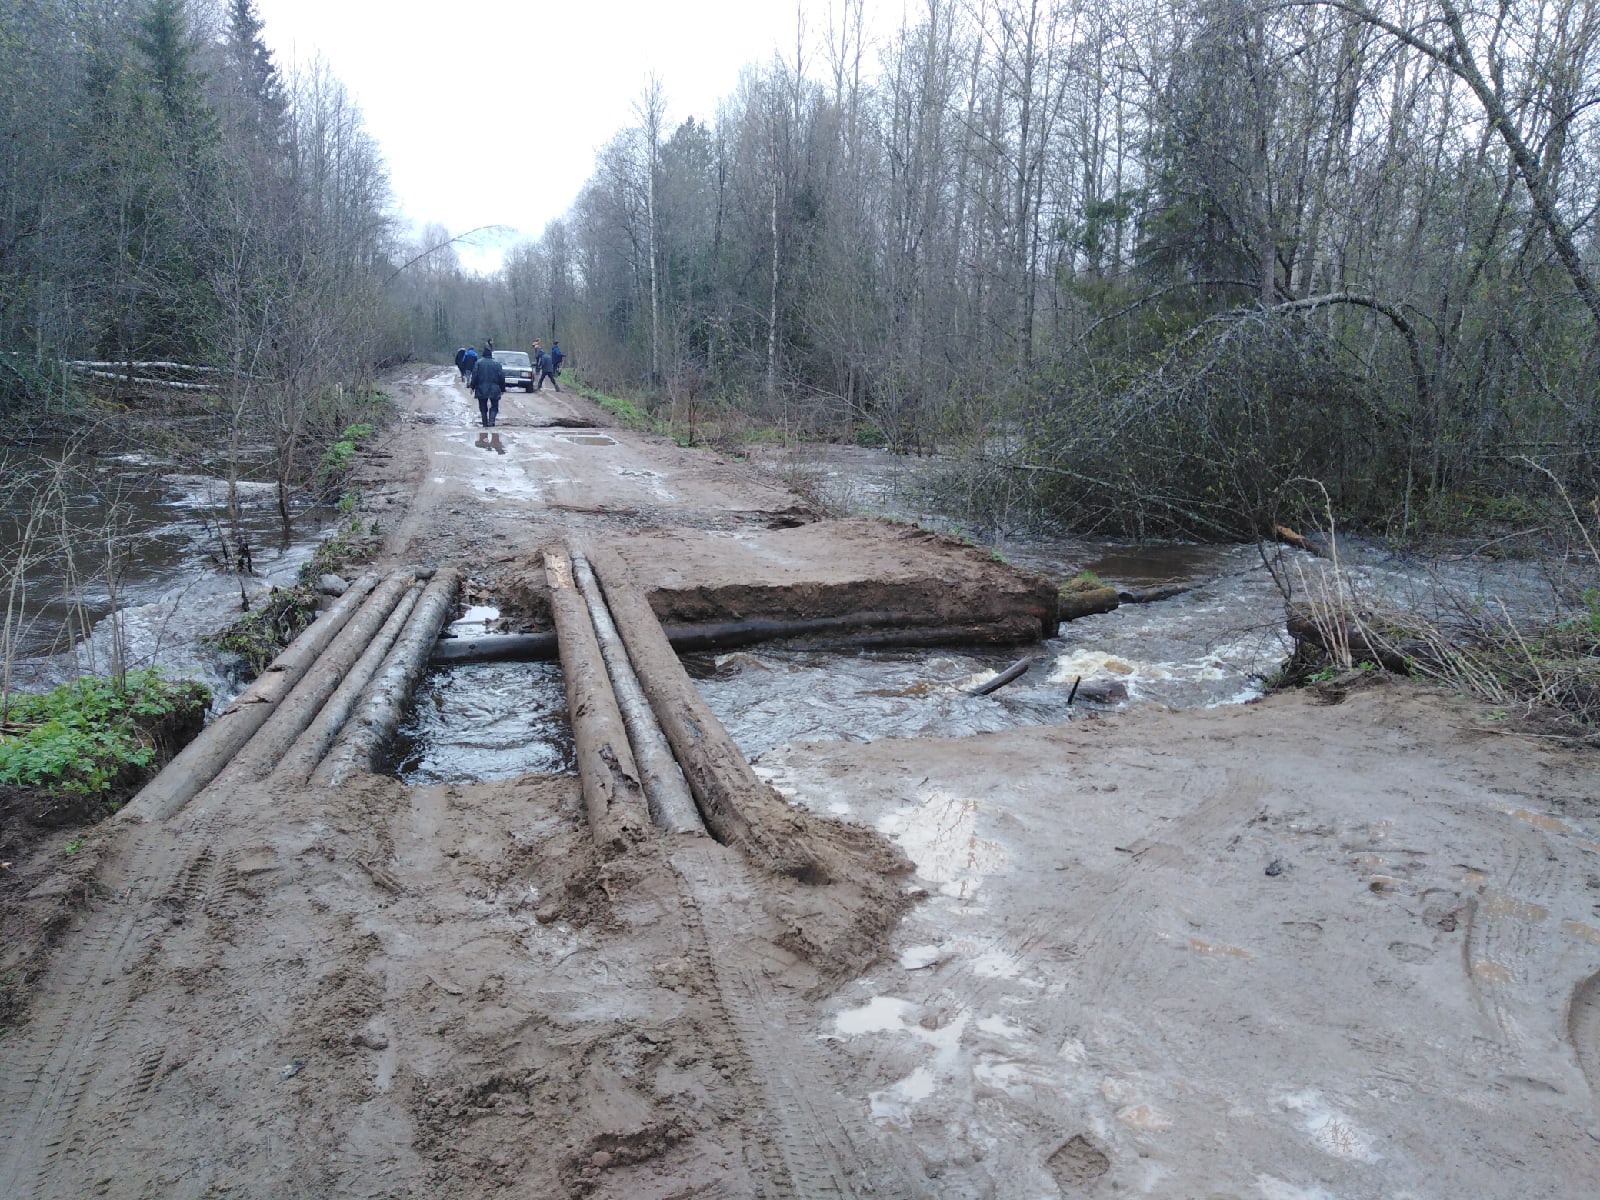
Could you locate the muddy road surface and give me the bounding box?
[2,368,1598,1199]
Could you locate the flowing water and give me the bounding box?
[388,607,576,783]
[31,433,1564,780]
[1,443,333,701]
[398,446,1579,778]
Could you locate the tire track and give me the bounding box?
[1568,968,1600,1120]
[670,840,900,1199]
[0,819,222,1199]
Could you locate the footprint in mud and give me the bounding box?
[1387,941,1433,963]
[1047,1133,1110,1188]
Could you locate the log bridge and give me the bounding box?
[125,530,1056,874]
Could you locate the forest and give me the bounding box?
[4,0,1600,542]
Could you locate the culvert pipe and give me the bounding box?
[311,569,461,788]
[121,573,381,824]
[571,553,703,837]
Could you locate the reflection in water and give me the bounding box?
[388,661,576,783]
[473,432,506,455]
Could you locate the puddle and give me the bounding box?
[556,434,616,446]
[387,661,576,784]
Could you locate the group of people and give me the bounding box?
[452,339,565,428]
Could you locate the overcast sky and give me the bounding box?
[254,1,897,272]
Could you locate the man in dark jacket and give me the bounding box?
[471,350,505,426]
[550,341,564,371]
[535,346,560,392]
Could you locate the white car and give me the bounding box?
[493,350,535,391]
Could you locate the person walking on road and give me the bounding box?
[471,348,505,426]
[459,346,479,383]
[551,341,564,372]
[535,345,561,392]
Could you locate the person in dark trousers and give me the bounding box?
[454,346,468,376]
[535,346,560,392]
[550,341,563,371]
[471,349,505,426]
[459,346,478,383]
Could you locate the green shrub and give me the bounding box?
[0,670,210,797]
[205,587,319,677]
[317,422,377,490]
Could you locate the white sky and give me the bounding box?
[254,1,899,272]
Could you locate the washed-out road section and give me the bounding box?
[1,368,1597,1199]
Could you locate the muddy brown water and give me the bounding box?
[2,446,332,694]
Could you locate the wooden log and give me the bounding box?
[120,573,380,824]
[212,573,415,788]
[273,583,424,784]
[1117,584,1193,604]
[571,554,703,836]
[588,546,830,883]
[311,571,461,788]
[1285,609,1441,675]
[543,548,653,853]
[969,656,1033,696]
[1057,584,1121,622]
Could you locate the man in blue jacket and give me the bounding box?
[471,349,505,426]
[459,346,478,383]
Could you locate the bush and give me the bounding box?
[0,670,210,798]
[204,587,320,678]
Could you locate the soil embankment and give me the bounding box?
[1,368,1596,1198]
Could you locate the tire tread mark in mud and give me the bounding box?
[1462,811,1569,1051]
[0,825,217,1200]
[1567,968,1600,1123]
[668,859,792,1198]
[670,842,875,1199]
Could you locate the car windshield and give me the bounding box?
[495,351,530,367]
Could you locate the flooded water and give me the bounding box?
[387,606,576,783]
[386,661,575,784]
[1,443,333,699]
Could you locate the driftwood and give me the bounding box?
[1286,608,1444,675]
[311,571,461,788]
[969,657,1033,696]
[572,555,703,836]
[544,548,653,853]
[121,573,380,823]
[589,546,830,883]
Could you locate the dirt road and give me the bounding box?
[2,370,1597,1198]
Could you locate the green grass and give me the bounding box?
[317,421,377,489]
[0,670,210,797]
[589,389,653,429]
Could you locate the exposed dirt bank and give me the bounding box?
[1,369,1596,1198]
